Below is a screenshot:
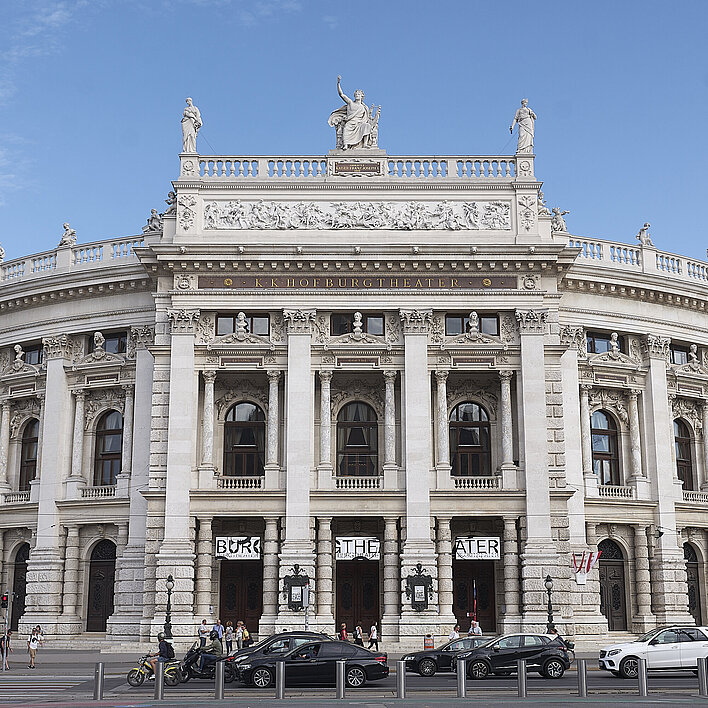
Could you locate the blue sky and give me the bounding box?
[1,0,706,260]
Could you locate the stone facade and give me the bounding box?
[0,108,707,648]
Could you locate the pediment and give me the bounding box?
[207,331,275,350]
[587,350,640,368]
[323,331,390,350]
[441,331,506,349]
[72,350,126,369]
[671,362,708,377]
[1,361,42,379]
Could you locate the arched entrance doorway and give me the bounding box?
[684,543,703,625]
[10,543,30,631]
[598,539,627,631]
[86,540,116,632]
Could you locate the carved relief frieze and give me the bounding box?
[174,274,197,291]
[446,379,498,418]
[385,314,402,346]
[178,194,197,230]
[588,388,629,425]
[202,200,512,231]
[398,309,432,336]
[84,388,125,430]
[312,315,330,345]
[442,311,506,349]
[500,314,518,344]
[215,381,268,417]
[330,377,384,419]
[194,314,216,345]
[2,345,41,377]
[672,397,703,431]
[517,195,536,232]
[42,334,74,360]
[269,314,284,344]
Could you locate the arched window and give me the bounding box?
[449,402,491,476]
[591,410,619,485]
[674,420,694,491]
[224,402,266,476]
[19,419,39,491]
[336,402,378,477]
[94,410,123,486]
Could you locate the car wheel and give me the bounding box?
[346,666,366,688]
[224,664,236,683]
[418,659,437,677]
[127,669,144,687]
[543,659,565,679]
[619,656,639,679]
[252,667,274,688]
[164,670,180,687]
[468,660,490,680]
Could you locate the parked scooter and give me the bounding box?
[127,654,181,686]
[179,642,236,683]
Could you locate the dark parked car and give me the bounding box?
[454,633,573,679]
[226,631,330,663]
[233,640,389,688]
[402,636,493,676]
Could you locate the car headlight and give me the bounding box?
[402,655,413,661]
[238,663,251,670]
[607,650,621,656]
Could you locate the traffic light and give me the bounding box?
[0,593,7,609]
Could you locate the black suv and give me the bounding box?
[402,636,492,676]
[225,631,330,664]
[454,633,573,679]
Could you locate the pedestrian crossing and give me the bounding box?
[0,677,86,700]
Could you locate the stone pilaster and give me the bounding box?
[194,517,213,619]
[259,517,280,635]
[65,390,86,499]
[579,385,597,495]
[436,516,455,626]
[198,370,217,487]
[0,400,11,492]
[265,370,281,488]
[627,390,650,498]
[383,370,397,488]
[501,517,521,632]
[116,384,134,497]
[381,517,400,642]
[434,370,450,472]
[58,526,82,634]
[315,517,334,631]
[633,524,654,631]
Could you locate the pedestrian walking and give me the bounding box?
[367,623,379,651]
[448,624,460,640]
[0,630,11,669]
[339,623,348,641]
[236,621,244,649]
[354,623,364,646]
[198,619,209,647]
[27,628,39,668]
[242,624,253,647]
[224,621,234,653]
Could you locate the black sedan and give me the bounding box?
[225,631,330,664]
[454,633,573,679]
[233,640,389,688]
[402,636,493,676]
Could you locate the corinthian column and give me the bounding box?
[0,401,11,491]
[434,371,450,471]
[626,390,650,498]
[579,384,597,496]
[318,370,333,470]
[65,390,86,499]
[383,371,397,488]
[499,370,515,488]
[201,370,216,467]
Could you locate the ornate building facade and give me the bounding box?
[1,98,707,646]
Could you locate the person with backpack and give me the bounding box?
[242,624,253,647]
[354,623,364,646]
[27,628,39,668]
[148,632,174,677]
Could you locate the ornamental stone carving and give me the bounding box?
[283,309,317,335]
[551,208,570,233]
[129,325,155,352]
[202,200,512,231]
[330,378,385,419]
[42,334,73,360]
[9,398,41,438]
[515,309,548,334]
[269,314,284,343]
[518,195,536,232]
[446,380,498,417]
[215,383,268,417]
[588,388,629,425]
[195,314,217,345]
[167,309,201,334]
[444,311,504,346]
[642,334,671,360]
[85,388,125,430]
[560,326,585,351]
[500,315,518,344]
[178,195,197,230]
[58,223,77,247]
[399,309,433,335]
[672,398,703,432]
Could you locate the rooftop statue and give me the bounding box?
[181,97,202,153]
[551,207,569,233]
[510,98,536,154]
[58,222,77,246]
[142,208,164,234]
[0,242,4,263]
[636,222,654,246]
[328,76,381,150]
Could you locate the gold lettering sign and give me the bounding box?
[198,276,516,290]
[333,161,381,175]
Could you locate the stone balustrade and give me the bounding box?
[682,490,708,504]
[3,490,31,504]
[194,155,518,180]
[598,484,635,499]
[569,236,708,285]
[453,475,501,490]
[216,475,263,490]
[334,476,382,490]
[80,485,117,499]
[1,235,145,283]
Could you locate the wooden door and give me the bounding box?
[86,540,116,632]
[686,561,702,625]
[336,560,380,635]
[599,561,627,631]
[10,543,29,631]
[219,560,263,633]
[452,560,496,634]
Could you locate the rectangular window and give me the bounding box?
[329,313,384,336]
[216,314,270,336]
[586,331,624,354]
[670,346,689,365]
[23,345,43,366]
[88,332,127,355]
[445,315,465,336]
[445,313,499,336]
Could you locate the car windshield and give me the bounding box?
[476,636,499,648]
[637,629,663,643]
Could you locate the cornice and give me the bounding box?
[561,307,708,338]
[173,180,521,192]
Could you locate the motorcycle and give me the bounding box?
[180,641,236,683]
[127,654,181,687]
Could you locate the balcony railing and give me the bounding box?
[598,484,635,499]
[453,475,501,490]
[3,490,31,504]
[683,490,708,504]
[81,485,117,499]
[335,476,382,490]
[217,475,263,490]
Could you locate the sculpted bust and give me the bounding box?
[328,76,380,150]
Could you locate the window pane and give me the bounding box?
[24,348,42,365]
[217,316,234,335]
[592,433,610,452]
[671,348,688,365]
[366,316,384,336]
[104,333,127,354]
[102,433,122,453]
[459,427,481,447]
[445,316,464,335]
[331,314,350,335]
[480,316,498,336]
[591,411,611,429]
[251,316,269,335]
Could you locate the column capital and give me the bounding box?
[383,369,397,383]
[283,309,316,334]
[318,369,333,384]
[267,369,282,384]
[202,369,217,384]
[560,325,584,350]
[515,309,548,334]
[42,334,74,360]
[167,309,201,334]
[642,334,671,360]
[130,324,155,350]
[73,389,86,401]
[580,383,593,393]
[499,370,514,382]
[626,389,640,401]
[1,399,11,411]
[434,369,449,384]
[398,308,432,334]
[121,383,135,395]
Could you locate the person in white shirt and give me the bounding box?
[367,624,379,651]
[198,619,210,647]
[448,624,460,640]
[468,620,483,636]
[236,621,244,650]
[27,630,39,668]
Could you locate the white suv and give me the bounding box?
[599,626,708,677]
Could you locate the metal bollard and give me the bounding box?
[154,661,165,701]
[517,659,527,698]
[396,660,406,699]
[637,657,648,697]
[214,661,225,700]
[93,662,105,701]
[456,659,467,698]
[275,660,286,700]
[577,658,588,697]
[335,660,346,699]
[699,656,708,698]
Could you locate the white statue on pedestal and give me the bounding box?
[328,76,380,150]
[551,207,570,233]
[59,223,77,246]
[181,97,202,153]
[636,222,654,246]
[510,98,536,154]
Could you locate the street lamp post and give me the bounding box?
[544,575,554,632]
[164,574,175,640]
